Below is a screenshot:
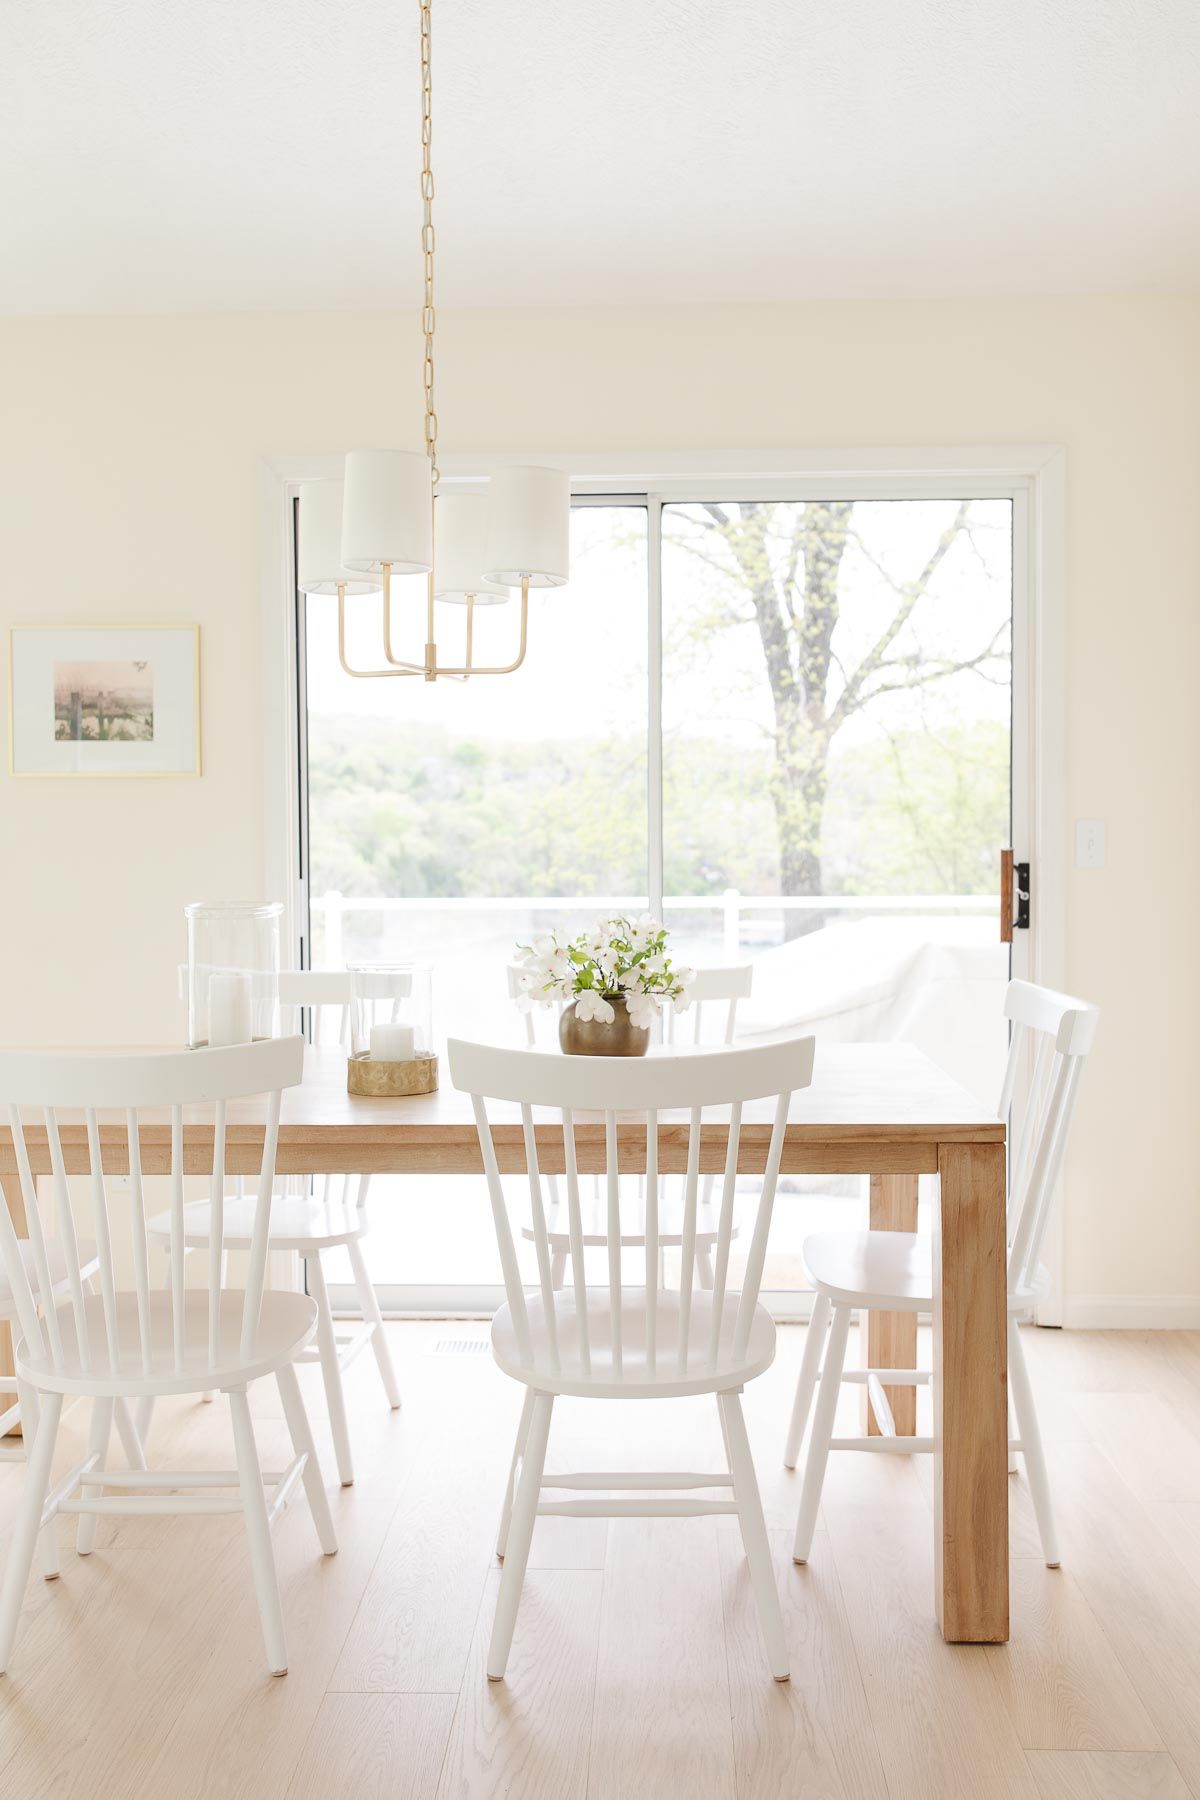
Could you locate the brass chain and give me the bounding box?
[419,0,438,489]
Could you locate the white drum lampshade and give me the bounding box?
[298,478,381,596]
[483,465,570,588]
[341,449,433,575]
[434,492,511,606]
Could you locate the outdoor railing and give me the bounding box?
[311,888,997,965]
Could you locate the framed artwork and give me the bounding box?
[7,625,201,778]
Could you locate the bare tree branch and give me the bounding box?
[828,500,971,731]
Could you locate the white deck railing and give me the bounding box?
[311,888,996,964]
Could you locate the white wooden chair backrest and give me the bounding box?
[662,964,753,1046]
[997,979,1098,1295]
[450,1034,815,1379]
[0,1038,305,1378]
[278,969,352,1047]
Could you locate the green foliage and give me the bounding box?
[308,713,1009,902]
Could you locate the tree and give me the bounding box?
[669,500,1007,935]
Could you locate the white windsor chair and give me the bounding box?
[509,963,753,1289]
[145,970,402,1485]
[0,1038,337,1678]
[0,1233,146,1581]
[450,1030,815,1684]
[784,979,1098,1570]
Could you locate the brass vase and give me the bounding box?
[559,998,650,1057]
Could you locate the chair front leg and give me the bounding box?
[0,1391,62,1670]
[721,1390,789,1681]
[308,1253,354,1486]
[488,1392,552,1681]
[17,1383,60,1581]
[230,1385,288,1675]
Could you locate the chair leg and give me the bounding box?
[230,1386,289,1675]
[696,1245,715,1290]
[784,1291,830,1469]
[792,1302,850,1564]
[345,1236,401,1410]
[549,1248,568,1290]
[1009,1321,1060,1567]
[308,1253,354,1486]
[497,1389,535,1560]
[720,1390,789,1681]
[133,1397,156,1445]
[17,1383,60,1581]
[201,1248,229,1405]
[76,1398,114,1556]
[114,1398,147,1471]
[488,1392,553,1681]
[276,1361,338,1557]
[0,1390,62,1671]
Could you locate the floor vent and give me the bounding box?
[433,1338,489,1355]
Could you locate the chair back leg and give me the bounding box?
[784,1292,830,1470]
[76,1399,114,1555]
[792,1302,851,1564]
[1008,1323,1060,1566]
[276,1361,339,1556]
[308,1252,354,1486]
[345,1236,402,1410]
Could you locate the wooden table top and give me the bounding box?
[0,1041,1002,1178]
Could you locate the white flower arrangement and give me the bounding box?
[514,914,694,1032]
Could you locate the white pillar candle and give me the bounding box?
[208,971,254,1047]
[370,1022,415,1061]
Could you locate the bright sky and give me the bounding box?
[304,498,1011,751]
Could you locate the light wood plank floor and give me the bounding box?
[2,1321,1199,1799]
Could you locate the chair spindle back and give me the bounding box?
[0,1038,304,1379]
[450,1034,814,1380]
[997,980,1098,1296]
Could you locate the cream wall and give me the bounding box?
[1,297,1198,1317]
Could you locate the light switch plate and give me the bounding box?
[1075,818,1106,868]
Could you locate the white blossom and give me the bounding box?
[575,988,616,1025]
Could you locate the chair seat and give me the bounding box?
[0,1238,100,1323]
[491,1287,776,1399]
[15,1288,319,1398]
[146,1194,367,1251]
[803,1230,1034,1314]
[520,1199,739,1250]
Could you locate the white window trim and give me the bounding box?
[259,445,1067,1321]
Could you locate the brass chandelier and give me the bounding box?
[297,0,569,681]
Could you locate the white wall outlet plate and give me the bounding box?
[1075,818,1106,869]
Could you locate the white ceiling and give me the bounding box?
[2,0,1198,314]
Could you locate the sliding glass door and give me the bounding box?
[298,487,1013,1310]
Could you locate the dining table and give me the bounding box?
[0,1037,1009,1644]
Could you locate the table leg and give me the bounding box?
[1,1172,27,1436]
[867,1172,918,1436]
[933,1140,1008,1642]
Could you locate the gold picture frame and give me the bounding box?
[7,625,202,779]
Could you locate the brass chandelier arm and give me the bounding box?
[378,564,428,674]
[435,580,530,677]
[338,579,529,681]
[337,585,423,679]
